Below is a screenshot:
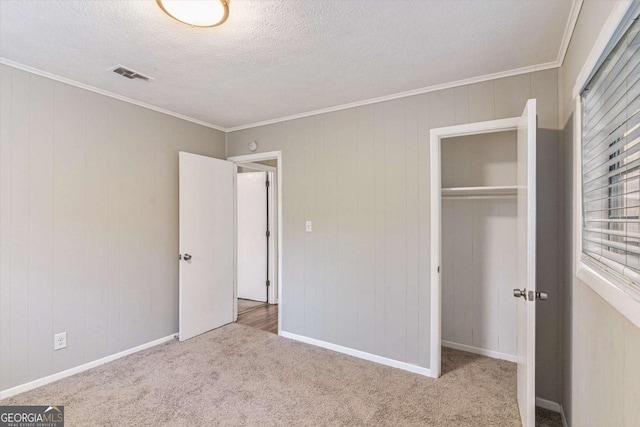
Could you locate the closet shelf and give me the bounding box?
[441,186,518,198]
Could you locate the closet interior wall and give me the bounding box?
[441,131,519,361]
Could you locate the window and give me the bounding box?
[581,14,640,292]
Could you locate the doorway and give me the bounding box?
[439,130,518,366]
[430,100,538,427]
[177,151,282,341]
[229,151,282,335]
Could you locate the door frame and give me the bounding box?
[228,151,283,334]
[429,117,520,378]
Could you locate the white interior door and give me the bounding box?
[237,171,268,302]
[515,99,537,427]
[179,152,234,341]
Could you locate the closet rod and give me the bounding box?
[442,195,517,200]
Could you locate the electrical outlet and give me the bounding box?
[54,332,67,351]
[305,221,312,232]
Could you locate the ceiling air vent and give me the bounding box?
[111,65,153,82]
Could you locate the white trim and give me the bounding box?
[535,398,568,427]
[573,96,640,329]
[430,130,442,379]
[237,162,277,173]
[535,397,563,412]
[430,116,520,379]
[430,117,521,139]
[571,0,634,98]
[441,341,517,363]
[0,334,177,400]
[574,95,583,278]
[227,64,557,132]
[228,151,283,328]
[0,58,226,132]
[576,262,640,329]
[557,0,584,66]
[279,331,432,377]
[232,163,239,321]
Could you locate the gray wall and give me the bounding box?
[559,1,640,425]
[227,69,564,402]
[560,114,574,425]
[0,64,226,391]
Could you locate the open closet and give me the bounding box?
[430,99,539,426]
[440,131,518,362]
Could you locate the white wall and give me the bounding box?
[0,64,226,392]
[559,1,640,426]
[227,68,563,402]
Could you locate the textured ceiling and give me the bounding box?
[0,0,574,129]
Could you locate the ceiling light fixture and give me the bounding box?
[156,0,229,28]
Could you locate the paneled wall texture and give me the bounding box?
[0,64,226,391]
[559,1,640,425]
[227,68,563,402]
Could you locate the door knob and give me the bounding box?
[513,288,526,299]
[183,253,192,261]
[536,291,548,301]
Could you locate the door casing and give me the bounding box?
[430,102,537,426]
[429,115,526,376]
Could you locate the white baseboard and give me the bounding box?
[279,331,432,377]
[441,340,517,363]
[0,333,177,400]
[536,398,568,427]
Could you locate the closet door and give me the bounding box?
[515,99,537,427]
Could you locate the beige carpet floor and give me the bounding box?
[237,298,267,314]
[1,323,561,426]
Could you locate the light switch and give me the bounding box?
[305,221,312,232]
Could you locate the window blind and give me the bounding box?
[582,15,640,288]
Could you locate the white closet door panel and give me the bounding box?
[515,98,537,427]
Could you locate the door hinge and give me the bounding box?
[266,230,271,238]
[266,179,270,187]
[266,280,271,287]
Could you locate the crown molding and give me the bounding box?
[226,60,559,132]
[557,0,584,67]
[0,58,227,132]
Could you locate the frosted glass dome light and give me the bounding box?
[157,0,229,28]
